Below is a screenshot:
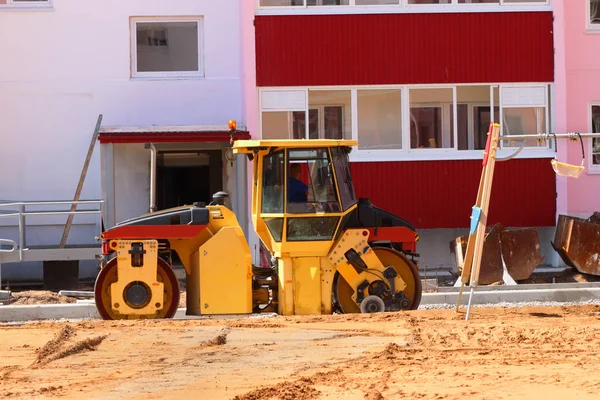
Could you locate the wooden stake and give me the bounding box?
[456,123,501,315]
[59,114,103,248]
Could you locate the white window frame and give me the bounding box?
[587,0,600,32]
[0,0,53,9]
[409,103,449,150]
[499,0,549,5]
[588,102,600,173]
[130,16,204,80]
[407,86,455,151]
[255,0,552,15]
[259,84,554,162]
[259,88,309,140]
[468,102,499,150]
[352,86,403,151]
[499,84,550,151]
[295,105,346,140]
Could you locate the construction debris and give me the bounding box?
[58,290,94,298]
[451,224,544,285]
[552,213,600,276]
[8,290,76,305]
[499,227,544,281]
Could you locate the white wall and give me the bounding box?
[0,0,243,279]
[113,144,151,223]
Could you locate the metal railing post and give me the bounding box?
[18,204,25,261]
[0,239,17,291]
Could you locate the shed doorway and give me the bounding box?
[156,150,223,210]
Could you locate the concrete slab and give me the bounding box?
[0,304,264,322]
[434,282,600,292]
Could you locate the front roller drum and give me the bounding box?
[94,257,180,320]
[334,246,422,314]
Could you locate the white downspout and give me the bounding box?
[149,143,157,213]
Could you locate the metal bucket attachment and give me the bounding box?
[552,214,600,276]
[451,225,543,285]
[451,224,504,285]
[499,228,544,281]
[587,212,600,225]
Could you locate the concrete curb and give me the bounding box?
[0,304,250,322]
[3,286,600,322]
[436,282,600,293]
[422,287,600,306]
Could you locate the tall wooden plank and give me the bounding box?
[59,114,103,248]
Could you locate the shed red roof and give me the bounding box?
[98,130,251,144]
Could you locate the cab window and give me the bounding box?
[330,146,357,211]
[261,150,284,214]
[286,148,340,214]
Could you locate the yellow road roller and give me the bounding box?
[94,137,422,319]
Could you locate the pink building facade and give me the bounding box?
[555,0,600,219]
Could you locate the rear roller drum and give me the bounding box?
[94,257,180,320]
[333,246,422,314]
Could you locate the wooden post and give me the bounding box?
[59,114,103,248]
[455,123,501,316]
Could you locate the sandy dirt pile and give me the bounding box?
[2,305,600,399]
[6,291,77,305]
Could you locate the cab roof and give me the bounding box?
[233,139,358,153]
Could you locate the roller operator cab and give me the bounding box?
[94,138,422,320]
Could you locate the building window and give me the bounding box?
[292,106,344,139]
[257,0,549,9]
[259,0,303,5]
[259,84,551,161]
[501,108,546,147]
[0,0,52,8]
[590,0,600,29]
[590,105,600,170]
[307,0,349,4]
[357,89,402,150]
[409,88,453,149]
[261,90,351,140]
[500,86,548,148]
[306,90,351,139]
[259,0,348,5]
[356,0,400,4]
[130,17,203,79]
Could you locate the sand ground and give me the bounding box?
[2,305,600,399]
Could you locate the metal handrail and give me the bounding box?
[0,199,104,261]
[0,239,16,291]
[0,210,101,218]
[0,239,16,253]
[0,200,103,207]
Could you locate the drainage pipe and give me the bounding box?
[149,143,157,213]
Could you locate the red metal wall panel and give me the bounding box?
[350,158,556,229]
[255,12,554,87]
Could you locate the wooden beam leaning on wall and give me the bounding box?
[455,123,501,320]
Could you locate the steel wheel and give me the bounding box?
[94,257,180,320]
[333,246,422,313]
